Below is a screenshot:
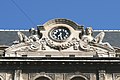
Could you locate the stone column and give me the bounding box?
[98,70,106,80]
[14,70,22,80]
[55,73,63,80]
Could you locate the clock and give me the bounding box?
[49,26,71,42]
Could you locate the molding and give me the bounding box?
[0,59,119,62]
[0,29,120,32]
[93,30,120,32]
[0,29,29,31]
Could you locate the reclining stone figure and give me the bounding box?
[80,27,115,52]
[17,28,40,43]
[15,28,41,51]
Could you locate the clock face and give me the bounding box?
[50,26,71,42]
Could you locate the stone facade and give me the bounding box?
[0,58,120,80]
[0,18,120,80]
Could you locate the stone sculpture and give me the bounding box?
[6,27,115,52]
[80,27,115,52]
[5,18,116,57]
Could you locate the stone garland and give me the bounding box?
[43,38,78,50]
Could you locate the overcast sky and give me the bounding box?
[0,0,120,30]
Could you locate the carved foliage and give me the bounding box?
[44,38,79,50]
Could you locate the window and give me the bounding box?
[71,76,86,80]
[35,76,50,80]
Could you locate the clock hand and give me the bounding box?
[60,32,63,40]
[58,32,63,40]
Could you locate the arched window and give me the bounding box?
[71,76,86,80]
[35,76,50,80]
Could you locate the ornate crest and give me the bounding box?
[5,18,116,57]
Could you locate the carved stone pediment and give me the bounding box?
[5,18,116,57]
